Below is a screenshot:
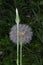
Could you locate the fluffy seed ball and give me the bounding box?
[9,24,33,44]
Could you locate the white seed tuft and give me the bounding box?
[9,24,33,44]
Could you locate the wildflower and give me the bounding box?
[9,24,33,44]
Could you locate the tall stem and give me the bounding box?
[20,38,22,65]
[17,23,19,65]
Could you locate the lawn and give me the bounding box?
[0,0,43,65]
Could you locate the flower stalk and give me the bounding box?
[20,38,22,65]
[17,23,19,65]
[15,8,20,65]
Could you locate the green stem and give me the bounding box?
[17,23,19,65]
[20,38,22,65]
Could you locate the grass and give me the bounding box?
[0,0,43,65]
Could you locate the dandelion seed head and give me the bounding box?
[9,24,33,44]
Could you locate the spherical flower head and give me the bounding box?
[9,24,33,44]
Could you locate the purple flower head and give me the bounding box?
[9,24,33,44]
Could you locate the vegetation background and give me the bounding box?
[0,0,43,65]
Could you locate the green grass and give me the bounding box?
[0,0,43,65]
